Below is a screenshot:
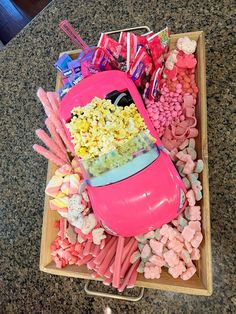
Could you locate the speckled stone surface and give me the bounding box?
[0,0,235,312]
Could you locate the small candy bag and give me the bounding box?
[97,33,122,59]
[54,53,72,72]
[126,32,138,72]
[148,67,163,100]
[67,59,81,74]
[147,27,170,70]
[136,31,154,50]
[128,46,154,91]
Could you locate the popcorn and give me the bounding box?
[66,97,148,160]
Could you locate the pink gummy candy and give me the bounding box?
[167,238,184,253]
[141,244,151,259]
[149,255,165,267]
[180,265,196,280]
[186,190,196,206]
[149,239,164,256]
[182,225,196,242]
[163,249,179,267]
[191,231,203,248]
[168,261,186,278]
[189,221,201,232]
[190,248,200,260]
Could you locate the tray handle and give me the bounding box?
[84,280,145,302]
[104,25,150,35]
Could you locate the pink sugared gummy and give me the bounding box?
[150,239,164,256]
[191,231,203,248]
[182,226,196,242]
[163,249,179,267]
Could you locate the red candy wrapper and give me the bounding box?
[126,32,138,72]
[148,67,163,100]
[97,33,122,59]
[147,27,170,70]
[136,31,154,50]
[128,46,154,92]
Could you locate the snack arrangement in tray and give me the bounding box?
[34,21,204,291]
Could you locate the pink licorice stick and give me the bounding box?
[37,88,74,153]
[120,240,138,279]
[83,240,92,256]
[76,254,93,266]
[36,129,68,162]
[94,237,117,266]
[87,259,96,270]
[103,277,112,286]
[45,118,68,155]
[91,272,100,279]
[112,236,125,288]
[110,237,135,273]
[104,268,112,278]
[92,244,101,257]
[59,218,65,240]
[127,261,140,288]
[97,240,117,277]
[118,260,139,292]
[47,92,60,114]
[33,144,65,166]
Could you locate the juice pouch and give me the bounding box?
[126,32,138,72]
[97,33,122,59]
[128,46,154,91]
[148,67,163,100]
[147,27,170,70]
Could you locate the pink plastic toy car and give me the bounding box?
[59,70,187,237]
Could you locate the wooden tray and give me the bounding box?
[40,31,212,296]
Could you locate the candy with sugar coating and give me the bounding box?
[163,249,179,267]
[187,147,197,160]
[81,213,97,234]
[149,255,165,267]
[195,159,204,173]
[92,227,106,245]
[144,265,161,279]
[188,138,195,149]
[160,236,168,244]
[183,158,195,174]
[179,139,189,150]
[189,221,201,231]
[160,224,170,236]
[191,231,203,248]
[178,214,188,228]
[190,248,200,260]
[184,240,193,254]
[186,190,196,206]
[130,250,141,264]
[182,177,191,189]
[144,230,155,239]
[154,228,161,240]
[141,243,151,259]
[168,261,186,278]
[150,239,164,256]
[167,238,184,253]
[180,249,191,263]
[186,206,201,221]
[182,225,196,242]
[180,265,196,280]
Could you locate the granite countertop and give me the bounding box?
[0,0,235,312]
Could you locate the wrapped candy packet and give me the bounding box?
[126,32,138,72]
[148,67,163,100]
[147,27,170,70]
[97,33,123,59]
[136,31,154,50]
[128,46,154,92]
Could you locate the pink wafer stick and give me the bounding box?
[37,88,74,153]
[120,240,138,279]
[110,237,135,273]
[47,92,60,114]
[97,240,117,276]
[118,260,139,292]
[37,87,53,116]
[127,262,139,288]
[36,129,68,162]
[112,236,125,288]
[94,237,117,265]
[45,118,67,155]
[76,254,93,266]
[33,144,65,166]
[83,240,92,256]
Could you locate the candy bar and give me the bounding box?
[54,53,72,72]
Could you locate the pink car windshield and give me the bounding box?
[79,131,160,186]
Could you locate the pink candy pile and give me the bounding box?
[51,219,140,292]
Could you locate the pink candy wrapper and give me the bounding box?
[147,27,170,70]
[136,31,154,50]
[148,67,163,100]
[97,33,122,59]
[128,46,154,92]
[126,32,138,72]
